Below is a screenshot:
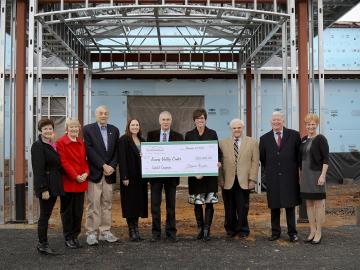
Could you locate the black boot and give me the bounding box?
[37,242,57,255]
[203,205,214,241]
[134,218,143,241]
[194,205,204,240]
[127,218,138,242]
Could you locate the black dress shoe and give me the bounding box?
[166,234,178,243]
[65,239,78,249]
[73,238,83,248]
[239,233,249,239]
[289,235,299,243]
[311,237,322,245]
[37,243,57,255]
[268,235,280,241]
[150,235,161,242]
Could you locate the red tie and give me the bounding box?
[276,132,282,148]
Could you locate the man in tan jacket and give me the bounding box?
[219,118,260,238]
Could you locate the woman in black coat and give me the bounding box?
[31,118,64,255]
[185,108,220,241]
[118,118,148,241]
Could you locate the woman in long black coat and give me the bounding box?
[185,108,220,241]
[31,118,64,255]
[118,118,148,241]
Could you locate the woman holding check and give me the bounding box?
[185,108,221,241]
[56,118,89,249]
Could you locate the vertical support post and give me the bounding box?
[9,0,17,222]
[0,0,7,225]
[298,0,309,136]
[78,66,84,127]
[237,62,245,121]
[318,0,325,134]
[288,0,298,130]
[308,0,315,113]
[16,0,27,223]
[72,63,76,118]
[281,22,288,126]
[67,65,74,118]
[27,0,36,224]
[246,65,252,136]
[254,68,262,194]
[84,68,92,125]
[36,22,43,125]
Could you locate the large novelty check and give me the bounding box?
[141,141,218,178]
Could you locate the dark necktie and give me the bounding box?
[276,131,282,148]
[162,132,167,142]
[234,138,239,162]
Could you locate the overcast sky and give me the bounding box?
[337,2,360,22]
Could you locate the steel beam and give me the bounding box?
[16,0,27,223]
[318,0,325,134]
[78,67,84,127]
[27,0,36,224]
[298,0,308,136]
[237,63,245,120]
[84,68,92,125]
[246,66,252,136]
[0,0,6,225]
[288,0,298,130]
[9,0,17,222]
[254,67,262,194]
[38,0,287,3]
[308,0,315,113]
[281,22,288,126]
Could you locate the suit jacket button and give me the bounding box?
[278,162,281,166]
[278,172,282,176]
[277,152,280,155]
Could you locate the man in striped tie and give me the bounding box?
[219,119,260,238]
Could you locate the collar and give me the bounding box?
[161,129,170,134]
[97,122,107,129]
[63,134,81,145]
[273,129,284,135]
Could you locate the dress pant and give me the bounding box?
[38,196,57,244]
[85,176,113,236]
[222,178,250,235]
[60,192,85,240]
[271,207,297,237]
[151,182,177,237]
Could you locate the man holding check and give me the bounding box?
[147,111,183,242]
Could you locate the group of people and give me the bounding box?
[31,105,329,256]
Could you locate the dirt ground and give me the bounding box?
[38,182,360,239]
[1,183,360,270]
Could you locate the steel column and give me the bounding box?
[36,22,43,126]
[9,0,17,222]
[237,62,245,121]
[298,0,309,136]
[308,0,315,113]
[246,66,252,136]
[281,22,288,126]
[78,67,84,127]
[318,0,325,134]
[288,0,298,130]
[254,68,262,194]
[84,68,92,125]
[16,0,27,222]
[27,0,37,224]
[0,0,7,225]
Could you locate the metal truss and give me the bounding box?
[34,2,289,69]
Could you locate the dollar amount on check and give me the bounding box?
[141,141,219,178]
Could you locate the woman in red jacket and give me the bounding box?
[57,118,89,249]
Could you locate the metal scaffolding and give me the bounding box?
[0,0,356,224]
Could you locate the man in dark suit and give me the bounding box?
[259,111,301,242]
[83,105,120,246]
[147,111,183,242]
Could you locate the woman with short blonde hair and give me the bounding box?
[57,117,89,249]
[299,113,329,245]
